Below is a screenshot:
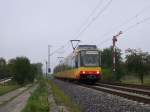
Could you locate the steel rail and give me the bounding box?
[96,83,150,96]
[99,82,150,90]
[77,83,150,104]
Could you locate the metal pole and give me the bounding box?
[112,31,123,72]
[112,36,117,72]
[48,45,51,73]
[46,61,48,77]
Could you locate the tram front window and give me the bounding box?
[80,51,99,67]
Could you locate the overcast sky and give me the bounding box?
[0,0,150,70]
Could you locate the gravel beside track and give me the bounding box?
[52,79,150,112]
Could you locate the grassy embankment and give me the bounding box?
[23,78,81,112]
[121,75,150,85]
[22,79,49,112]
[101,68,150,85]
[0,81,20,96]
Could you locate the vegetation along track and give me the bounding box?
[78,82,150,104]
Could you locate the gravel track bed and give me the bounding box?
[52,79,150,112]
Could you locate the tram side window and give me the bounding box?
[80,51,84,66]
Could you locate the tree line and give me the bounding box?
[0,57,43,85]
[101,46,150,84]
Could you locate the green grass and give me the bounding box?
[101,68,113,82]
[48,81,82,112]
[101,68,150,86]
[0,81,20,96]
[23,79,82,112]
[22,80,49,112]
[121,74,150,85]
[143,75,150,85]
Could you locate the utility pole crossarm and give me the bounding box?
[114,31,123,38]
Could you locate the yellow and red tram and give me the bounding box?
[54,45,102,83]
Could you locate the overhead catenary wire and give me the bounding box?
[96,4,150,47]
[50,0,104,56]
[73,0,104,39]
[50,43,68,56]
[100,4,150,38]
[50,0,111,56]
[51,1,150,56]
[74,0,113,40]
[97,16,150,47]
[124,16,150,33]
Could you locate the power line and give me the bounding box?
[100,4,150,38]
[50,45,66,56]
[74,0,113,40]
[96,4,150,47]
[50,0,109,56]
[73,0,104,39]
[97,16,150,47]
[51,1,150,56]
[124,16,150,33]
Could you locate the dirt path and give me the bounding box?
[0,84,38,112]
[0,85,30,105]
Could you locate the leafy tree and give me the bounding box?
[12,57,32,85]
[28,64,37,82]
[101,46,122,68]
[101,46,124,81]
[0,58,6,66]
[125,48,150,84]
[29,63,43,81]
[0,57,42,84]
[0,58,11,79]
[32,63,43,75]
[7,58,16,76]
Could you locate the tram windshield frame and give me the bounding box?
[80,50,100,67]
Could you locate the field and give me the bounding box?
[0,81,20,96]
[121,74,150,85]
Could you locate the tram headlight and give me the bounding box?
[96,71,100,74]
[82,71,85,74]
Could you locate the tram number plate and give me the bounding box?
[87,75,95,79]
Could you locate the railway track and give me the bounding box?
[78,82,150,104]
[96,83,150,96]
[99,82,150,90]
